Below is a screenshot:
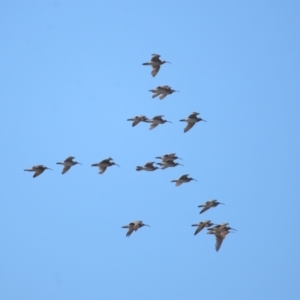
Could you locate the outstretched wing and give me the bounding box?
[184,122,195,133]
[151,66,160,77]
[150,123,159,130]
[62,165,71,174]
[99,166,107,174]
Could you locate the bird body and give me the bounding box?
[136,162,159,171]
[142,54,170,77]
[155,153,182,161]
[171,174,197,186]
[24,165,52,178]
[180,112,207,133]
[56,156,81,174]
[122,220,150,237]
[198,200,224,214]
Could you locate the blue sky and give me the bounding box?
[0,1,300,299]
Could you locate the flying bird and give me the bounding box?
[149,85,179,100]
[180,112,207,133]
[142,54,170,77]
[91,158,120,174]
[122,221,150,237]
[24,165,52,178]
[171,174,197,186]
[198,200,224,214]
[56,156,81,174]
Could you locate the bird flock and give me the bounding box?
[24,53,235,252]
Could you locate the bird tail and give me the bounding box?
[91,164,98,167]
[56,162,63,165]
[142,62,151,65]
[24,169,31,172]
[136,166,143,171]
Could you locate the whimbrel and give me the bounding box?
[171,174,197,186]
[180,112,207,133]
[127,115,148,127]
[149,85,179,100]
[91,158,120,174]
[122,221,150,237]
[198,200,224,214]
[136,162,160,171]
[142,54,170,77]
[24,165,52,178]
[191,220,214,235]
[56,156,82,174]
[155,153,182,161]
[157,159,183,170]
[207,225,235,252]
[145,115,172,130]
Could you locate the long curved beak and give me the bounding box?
[219,203,225,205]
[202,119,207,123]
[167,121,172,123]
[47,168,53,171]
[144,224,150,227]
[77,162,82,165]
[114,163,120,167]
[179,164,184,166]
[166,61,171,64]
[175,90,180,92]
[192,178,198,182]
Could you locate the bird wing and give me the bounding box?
[159,85,170,90]
[189,112,199,118]
[153,115,164,120]
[175,181,182,186]
[200,206,210,214]
[151,54,161,61]
[159,93,168,100]
[179,174,189,180]
[152,92,161,98]
[33,169,44,178]
[184,122,195,133]
[132,118,140,127]
[150,123,159,130]
[194,224,205,235]
[62,165,71,174]
[99,166,107,174]
[151,66,160,77]
[64,156,74,162]
[126,228,134,237]
[215,235,224,252]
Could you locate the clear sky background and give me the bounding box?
[0,1,299,299]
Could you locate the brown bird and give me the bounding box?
[198,200,224,214]
[91,158,120,174]
[56,156,82,174]
[155,153,182,161]
[207,225,236,251]
[145,115,172,130]
[171,174,197,186]
[127,115,148,127]
[24,165,52,178]
[149,85,179,100]
[157,159,184,170]
[191,220,214,235]
[142,54,170,77]
[122,221,150,237]
[136,162,160,171]
[180,112,207,133]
